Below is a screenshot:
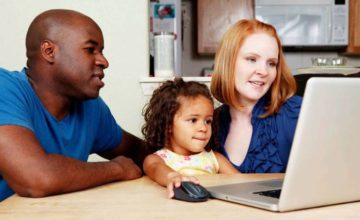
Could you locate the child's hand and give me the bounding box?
[166,172,200,198]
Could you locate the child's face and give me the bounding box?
[169,95,213,156]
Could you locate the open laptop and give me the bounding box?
[207,77,360,212]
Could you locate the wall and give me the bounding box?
[180,0,360,76]
[0,0,149,138]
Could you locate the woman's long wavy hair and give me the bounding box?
[211,19,297,117]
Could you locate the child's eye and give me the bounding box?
[190,118,197,123]
[187,118,197,123]
[205,119,213,125]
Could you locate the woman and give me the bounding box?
[210,19,302,173]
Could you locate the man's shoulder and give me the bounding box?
[0,67,26,85]
[0,68,31,104]
[0,67,24,75]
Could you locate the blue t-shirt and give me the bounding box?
[216,96,302,173]
[0,67,123,201]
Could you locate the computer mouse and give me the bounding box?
[173,181,210,202]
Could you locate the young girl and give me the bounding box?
[142,78,238,198]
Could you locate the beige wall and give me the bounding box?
[0,0,149,140]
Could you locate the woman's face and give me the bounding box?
[234,32,278,107]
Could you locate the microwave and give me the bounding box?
[255,0,349,49]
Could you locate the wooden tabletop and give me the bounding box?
[0,173,359,219]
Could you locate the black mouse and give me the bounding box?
[173,181,210,202]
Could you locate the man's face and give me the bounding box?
[52,18,109,100]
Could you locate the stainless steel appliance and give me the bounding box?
[255,0,349,49]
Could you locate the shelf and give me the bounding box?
[139,76,211,95]
[297,67,360,75]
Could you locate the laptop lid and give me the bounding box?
[279,77,360,211]
[207,77,360,212]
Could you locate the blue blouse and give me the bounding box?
[215,96,302,173]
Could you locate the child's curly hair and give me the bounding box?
[142,78,213,153]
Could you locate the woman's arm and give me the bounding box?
[214,152,240,174]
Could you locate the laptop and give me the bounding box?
[207,77,360,212]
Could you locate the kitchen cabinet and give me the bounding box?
[197,0,254,55]
[346,0,360,54]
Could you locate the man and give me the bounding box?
[0,9,148,201]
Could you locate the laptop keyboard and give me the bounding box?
[253,189,281,199]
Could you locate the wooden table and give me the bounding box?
[0,174,359,219]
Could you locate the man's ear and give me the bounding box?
[40,40,55,63]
